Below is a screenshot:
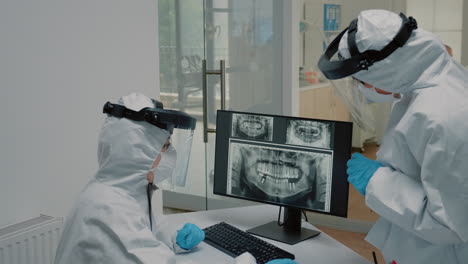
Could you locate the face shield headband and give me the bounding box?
[318,13,418,80]
[102,101,197,133]
[103,100,196,230]
[103,100,196,188]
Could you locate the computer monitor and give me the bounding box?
[213,110,352,245]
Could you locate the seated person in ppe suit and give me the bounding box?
[318,10,468,263]
[54,93,296,264]
[54,93,205,264]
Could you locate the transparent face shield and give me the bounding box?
[103,97,196,230]
[328,76,376,134]
[103,100,197,188]
[167,127,194,188]
[146,129,193,229]
[317,12,418,134]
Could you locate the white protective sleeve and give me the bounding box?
[233,252,258,264]
[153,216,192,254]
[366,116,468,245]
[366,167,463,244]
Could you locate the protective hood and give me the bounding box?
[54,94,196,264]
[95,93,170,200]
[338,9,451,94]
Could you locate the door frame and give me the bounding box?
[282,0,299,117]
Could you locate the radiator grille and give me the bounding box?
[0,215,63,264]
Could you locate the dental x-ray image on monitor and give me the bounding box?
[286,120,332,149]
[227,141,332,212]
[215,110,351,244]
[231,113,274,141]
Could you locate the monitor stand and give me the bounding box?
[246,207,320,245]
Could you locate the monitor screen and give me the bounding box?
[214,110,352,217]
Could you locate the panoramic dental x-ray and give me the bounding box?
[228,142,332,211]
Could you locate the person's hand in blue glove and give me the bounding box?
[347,153,383,196]
[176,223,205,250]
[265,259,299,264]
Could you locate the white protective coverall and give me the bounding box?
[339,10,468,263]
[54,93,257,264]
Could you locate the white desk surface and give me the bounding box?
[166,205,370,264]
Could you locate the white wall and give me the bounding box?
[407,0,463,62]
[0,0,160,228]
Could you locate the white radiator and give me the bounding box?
[0,215,63,264]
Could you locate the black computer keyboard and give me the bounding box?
[203,222,295,264]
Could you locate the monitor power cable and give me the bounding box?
[277,206,287,226]
[302,210,308,222]
[276,207,309,226]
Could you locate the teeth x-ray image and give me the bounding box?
[228,142,332,211]
[232,114,274,141]
[286,120,332,149]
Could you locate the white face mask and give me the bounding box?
[357,83,399,103]
[150,145,177,184]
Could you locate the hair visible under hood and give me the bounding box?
[338,9,452,94]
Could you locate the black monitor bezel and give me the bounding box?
[213,110,352,218]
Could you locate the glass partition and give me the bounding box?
[158,0,286,211]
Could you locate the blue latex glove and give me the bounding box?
[346,153,383,196]
[266,259,299,264]
[176,223,205,250]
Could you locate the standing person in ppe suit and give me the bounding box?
[54,93,298,264]
[318,9,468,263]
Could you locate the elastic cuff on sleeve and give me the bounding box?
[171,232,191,254]
[365,166,386,198]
